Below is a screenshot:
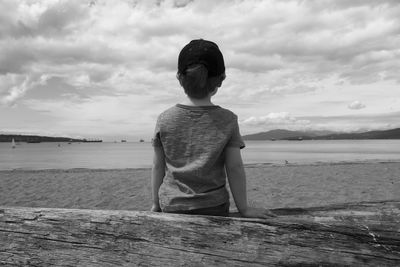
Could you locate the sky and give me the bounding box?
[0,0,399,141]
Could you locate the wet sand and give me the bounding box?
[0,162,399,212]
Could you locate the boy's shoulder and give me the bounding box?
[217,106,238,119]
[157,105,182,121]
[158,105,238,121]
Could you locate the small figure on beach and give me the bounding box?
[151,39,276,218]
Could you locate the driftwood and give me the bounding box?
[1,200,399,266]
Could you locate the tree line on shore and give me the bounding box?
[0,135,101,143]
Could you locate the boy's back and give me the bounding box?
[152,104,244,212]
[151,39,275,219]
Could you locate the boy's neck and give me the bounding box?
[182,96,214,106]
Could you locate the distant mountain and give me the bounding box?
[313,128,400,140]
[0,134,101,143]
[243,128,400,140]
[242,129,335,140]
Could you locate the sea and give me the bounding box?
[1,140,400,170]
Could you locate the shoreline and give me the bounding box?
[1,159,400,172]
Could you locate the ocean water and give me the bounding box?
[1,140,400,170]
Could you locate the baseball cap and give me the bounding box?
[178,39,225,77]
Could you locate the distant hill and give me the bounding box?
[243,128,400,140]
[313,128,400,140]
[242,129,335,140]
[0,134,101,143]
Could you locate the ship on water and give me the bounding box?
[82,139,103,143]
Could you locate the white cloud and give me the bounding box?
[0,73,49,105]
[0,0,399,137]
[22,93,164,137]
[300,111,400,133]
[348,100,366,110]
[242,112,311,128]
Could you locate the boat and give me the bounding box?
[139,139,144,143]
[287,136,303,141]
[82,139,103,143]
[11,138,16,149]
[121,140,127,143]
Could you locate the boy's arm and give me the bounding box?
[225,147,276,218]
[151,146,165,212]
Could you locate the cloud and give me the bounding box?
[0,73,49,105]
[242,112,311,128]
[0,0,399,137]
[348,100,366,110]
[300,111,400,132]
[0,1,89,38]
[22,93,163,137]
[241,111,400,133]
[2,1,399,75]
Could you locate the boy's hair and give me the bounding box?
[177,39,225,99]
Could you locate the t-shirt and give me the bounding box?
[152,104,245,212]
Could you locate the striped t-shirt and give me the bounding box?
[152,104,245,212]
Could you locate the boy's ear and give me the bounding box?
[176,73,183,86]
[210,87,218,96]
[221,73,226,81]
[216,73,226,87]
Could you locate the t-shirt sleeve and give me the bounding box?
[151,115,162,147]
[226,116,245,149]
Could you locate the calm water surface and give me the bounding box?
[1,140,400,170]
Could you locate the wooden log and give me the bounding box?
[1,200,399,266]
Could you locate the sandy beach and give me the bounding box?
[0,162,399,212]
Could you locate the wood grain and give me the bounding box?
[1,200,399,266]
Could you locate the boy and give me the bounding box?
[151,39,275,218]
